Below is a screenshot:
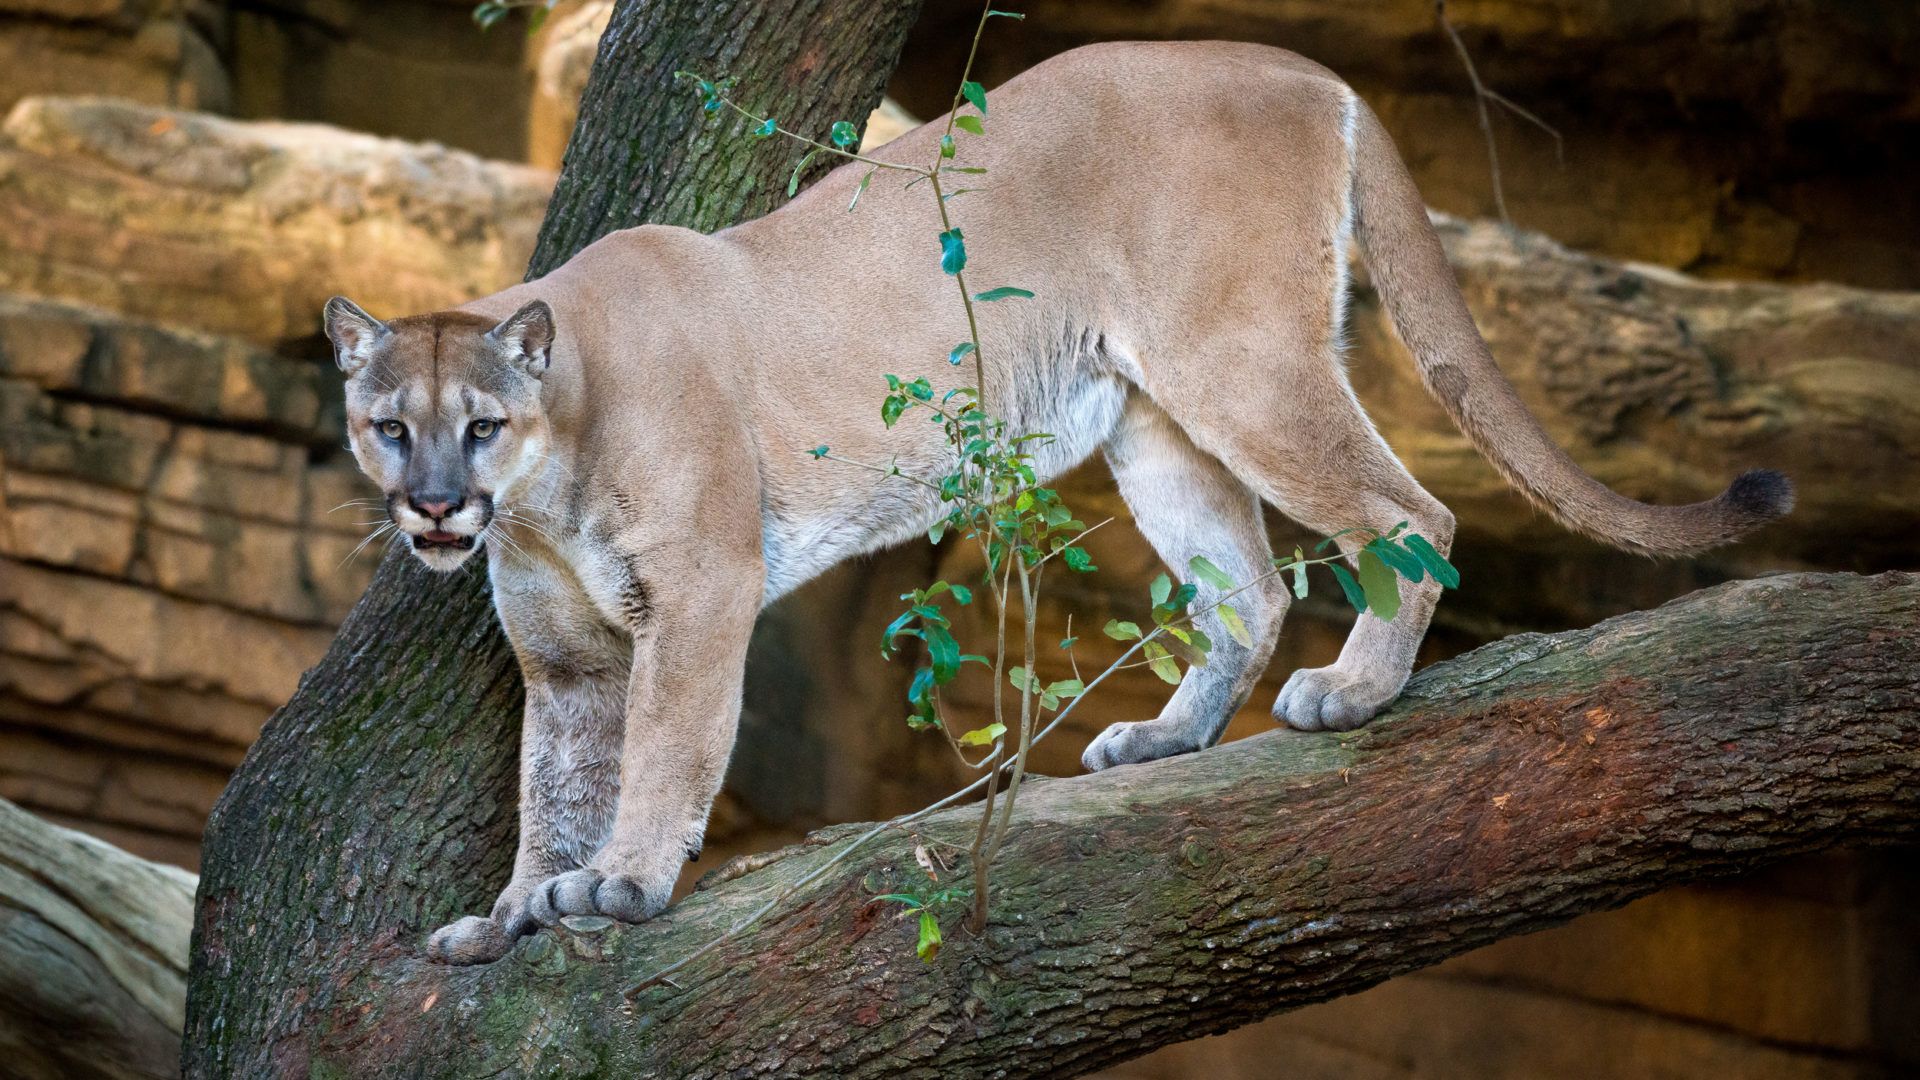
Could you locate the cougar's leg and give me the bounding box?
[1082,396,1289,770]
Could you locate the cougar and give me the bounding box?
[324,42,1789,964]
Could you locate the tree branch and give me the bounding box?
[211,571,1917,1077]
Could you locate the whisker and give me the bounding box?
[340,522,397,568]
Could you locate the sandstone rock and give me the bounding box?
[0,0,228,120]
[227,0,537,162]
[0,293,373,864]
[0,95,552,343]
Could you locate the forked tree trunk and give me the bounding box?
[182,0,924,1074]
[188,570,1918,1076]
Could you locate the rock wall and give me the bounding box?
[0,1,228,116]
[0,96,550,345]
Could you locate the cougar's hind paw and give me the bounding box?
[1274,666,1391,732]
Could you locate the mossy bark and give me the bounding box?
[189,570,1918,1077]
[182,0,923,1075]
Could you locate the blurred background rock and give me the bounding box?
[0,0,1913,1076]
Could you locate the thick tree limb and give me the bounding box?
[189,571,1917,1076]
[0,797,195,1080]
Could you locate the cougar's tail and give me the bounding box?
[1345,99,1791,556]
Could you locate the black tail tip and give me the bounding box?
[1727,469,1794,519]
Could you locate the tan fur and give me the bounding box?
[324,42,1789,964]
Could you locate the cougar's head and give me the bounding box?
[324,296,555,572]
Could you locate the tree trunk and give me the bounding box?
[0,797,195,1080]
[185,570,1918,1076]
[182,0,923,1075]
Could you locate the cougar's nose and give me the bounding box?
[410,493,462,519]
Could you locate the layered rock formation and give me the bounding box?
[0,295,369,866]
[0,0,228,117]
[0,96,551,344]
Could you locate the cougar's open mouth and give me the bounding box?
[412,529,477,551]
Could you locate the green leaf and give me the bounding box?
[1104,619,1142,641]
[1187,555,1235,590]
[940,134,956,158]
[961,80,988,115]
[972,286,1034,302]
[939,228,967,275]
[905,667,938,728]
[787,148,821,196]
[1366,537,1425,583]
[1314,526,1366,554]
[472,2,509,29]
[1058,635,1078,649]
[1150,573,1172,606]
[954,114,985,135]
[1142,641,1183,685]
[1217,603,1253,648]
[525,5,549,33]
[941,165,988,174]
[1289,547,1309,599]
[916,910,942,961]
[752,117,778,138]
[1404,533,1460,588]
[848,168,873,211]
[987,7,1025,16]
[881,395,907,427]
[949,584,973,605]
[1158,629,1208,668]
[880,609,918,657]
[957,722,1006,747]
[830,120,859,147]
[1061,545,1096,573]
[808,445,829,459]
[1045,678,1085,699]
[948,341,976,366]
[1329,563,1368,614]
[925,623,961,682]
[1357,549,1402,622]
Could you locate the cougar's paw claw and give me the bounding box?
[524,867,665,927]
[1274,667,1390,732]
[1082,720,1199,772]
[426,915,513,966]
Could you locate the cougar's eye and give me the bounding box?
[470,418,499,442]
[377,420,406,441]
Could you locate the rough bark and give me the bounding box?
[182,0,924,1075]
[184,572,1918,1076]
[0,796,195,1080]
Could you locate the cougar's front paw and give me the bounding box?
[522,865,670,927]
[426,915,514,965]
[1274,666,1397,732]
[1082,719,1202,771]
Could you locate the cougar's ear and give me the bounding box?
[323,296,389,377]
[488,300,554,378]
